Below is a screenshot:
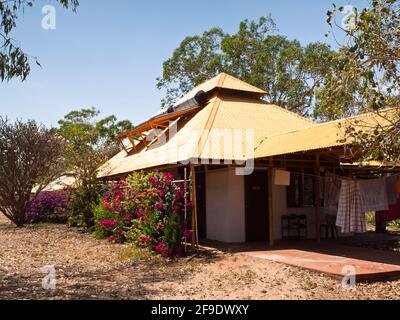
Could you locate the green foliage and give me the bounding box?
[0,117,65,227]
[57,108,133,227]
[0,0,79,81]
[125,171,152,193]
[68,176,101,228]
[322,0,400,162]
[94,172,190,256]
[157,16,337,116]
[365,211,376,226]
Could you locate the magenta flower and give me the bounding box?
[163,172,175,180]
[183,230,193,238]
[154,242,165,253]
[149,176,158,185]
[155,202,165,210]
[175,192,183,201]
[139,235,151,243]
[158,189,166,198]
[135,211,145,218]
[98,219,118,230]
[162,248,171,256]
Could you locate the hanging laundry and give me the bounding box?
[324,171,341,208]
[336,179,366,233]
[358,178,389,212]
[376,196,400,223]
[386,175,399,206]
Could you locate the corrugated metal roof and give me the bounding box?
[253,108,397,159]
[98,80,314,178]
[173,72,267,106]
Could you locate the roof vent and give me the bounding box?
[168,90,208,113]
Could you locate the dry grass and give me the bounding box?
[1,214,400,300]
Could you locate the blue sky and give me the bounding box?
[0,0,365,126]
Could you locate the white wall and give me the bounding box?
[205,168,341,243]
[206,168,245,243]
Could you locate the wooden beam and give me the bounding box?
[268,157,274,246]
[315,153,321,243]
[190,165,198,249]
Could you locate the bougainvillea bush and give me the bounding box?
[94,171,192,256]
[25,190,70,224]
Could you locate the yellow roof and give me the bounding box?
[254,108,397,159]
[98,75,314,178]
[173,72,267,106]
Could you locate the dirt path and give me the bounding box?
[0,215,399,300]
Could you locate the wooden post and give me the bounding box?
[315,153,321,243]
[268,157,274,246]
[190,165,198,249]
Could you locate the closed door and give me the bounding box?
[245,170,269,242]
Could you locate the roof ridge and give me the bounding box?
[193,96,223,159]
[254,107,398,152]
[266,103,315,124]
[221,73,267,94]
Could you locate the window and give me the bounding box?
[287,167,315,208]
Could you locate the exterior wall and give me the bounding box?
[272,182,319,240]
[204,167,343,243]
[205,168,245,243]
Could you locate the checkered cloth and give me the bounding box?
[336,179,366,233]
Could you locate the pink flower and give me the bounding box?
[158,189,166,198]
[98,219,118,230]
[149,176,158,185]
[155,202,165,210]
[154,242,165,253]
[173,203,181,212]
[124,214,133,222]
[139,235,151,243]
[183,230,193,238]
[135,211,145,218]
[174,191,183,201]
[163,172,175,180]
[162,248,171,256]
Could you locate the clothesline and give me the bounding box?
[275,168,400,180]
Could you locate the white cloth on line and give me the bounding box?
[358,178,389,212]
[336,179,366,233]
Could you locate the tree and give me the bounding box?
[157,16,337,116]
[0,117,64,227]
[0,0,79,82]
[57,108,133,227]
[321,0,400,162]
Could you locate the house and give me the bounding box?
[98,73,397,245]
